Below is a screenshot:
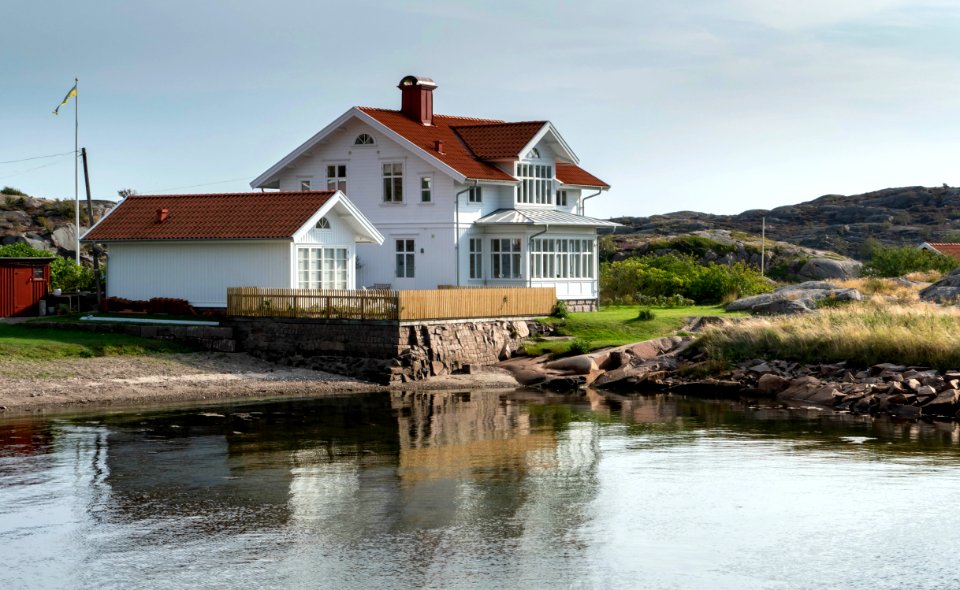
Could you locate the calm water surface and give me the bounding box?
[3,391,960,590]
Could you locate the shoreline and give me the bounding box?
[0,351,521,417]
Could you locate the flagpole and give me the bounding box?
[74,77,80,264]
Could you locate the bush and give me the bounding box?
[568,338,591,355]
[0,243,52,257]
[552,299,569,319]
[1,186,26,196]
[634,294,695,307]
[862,245,957,277]
[105,297,196,315]
[636,308,655,321]
[600,253,772,305]
[50,257,96,292]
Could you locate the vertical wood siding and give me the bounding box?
[0,262,49,317]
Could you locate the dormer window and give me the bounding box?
[316,217,331,230]
[516,163,553,205]
[354,133,375,145]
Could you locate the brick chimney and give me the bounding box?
[156,208,169,223]
[398,75,437,126]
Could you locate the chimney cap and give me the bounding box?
[398,75,436,89]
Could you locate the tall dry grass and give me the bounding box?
[698,300,960,370]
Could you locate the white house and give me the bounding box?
[82,191,383,307]
[252,75,616,311]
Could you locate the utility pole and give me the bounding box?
[761,216,766,276]
[81,148,102,305]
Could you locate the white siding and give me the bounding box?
[293,210,359,290]
[106,241,291,307]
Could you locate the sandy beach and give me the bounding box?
[0,352,521,415]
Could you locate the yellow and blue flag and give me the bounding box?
[53,83,77,115]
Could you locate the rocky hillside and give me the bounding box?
[613,185,960,260]
[0,191,115,259]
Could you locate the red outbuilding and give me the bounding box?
[0,257,53,317]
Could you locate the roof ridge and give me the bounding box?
[127,191,336,199]
[357,105,505,124]
[450,120,546,130]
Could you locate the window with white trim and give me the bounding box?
[383,163,403,202]
[420,176,432,202]
[298,247,349,290]
[326,165,347,192]
[529,239,595,279]
[300,179,311,192]
[355,133,375,145]
[491,238,522,279]
[396,239,415,278]
[557,190,568,207]
[516,163,553,204]
[315,217,330,230]
[469,238,483,279]
[468,186,482,203]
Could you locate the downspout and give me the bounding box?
[579,188,602,216]
[527,224,549,288]
[454,180,478,287]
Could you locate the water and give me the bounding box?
[3,391,960,590]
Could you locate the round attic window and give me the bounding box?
[354,133,375,145]
[316,217,331,230]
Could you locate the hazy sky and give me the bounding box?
[4,0,960,219]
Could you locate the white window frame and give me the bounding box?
[315,217,331,230]
[516,162,553,205]
[557,190,568,207]
[469,238,483,279]
[420,175,432,203]
[299,179,312,192]
[491,238,522,279]
[529,238,595,279]
[326,164,347,193]
[297,246,349,290]
[354,133,376,146]
[383,162,404,203]
[468,186,482,203]
[396,239,415,278]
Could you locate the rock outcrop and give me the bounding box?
[919,268,960,303]
[0,192,115,258]
[726,281,862,315]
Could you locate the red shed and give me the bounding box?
[0,257,53,317]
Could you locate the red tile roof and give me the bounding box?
[84,192,335,241]
[359,107,516,182]
[452,121,546,160]
[925,243,960,260]
[556,163,610,189]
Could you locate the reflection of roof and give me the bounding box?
[83,192,336,241]
[557,163,610,189]
[475,208,620,227]
[923,242,960,260]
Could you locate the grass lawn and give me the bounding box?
[526,305,745,356]
[35,312,214,324]
[0,323,194,360]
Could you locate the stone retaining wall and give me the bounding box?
[565,299,598,312]
[226,317,533,384]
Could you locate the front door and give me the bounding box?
[12,267,35,316]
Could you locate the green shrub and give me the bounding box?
[1,186,26,196]
[553,299,570,319]
[50,256,96,292]
[862,245,957,277]
[568,338,592,355]
[600,253,771,305]
[634,294,695,307]
[0,243,52,257]
[636,308,655,321]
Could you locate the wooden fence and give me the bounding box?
[226,286,556,321]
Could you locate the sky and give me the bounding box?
[3,0,960,220]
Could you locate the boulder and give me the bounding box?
[751,298,815,316]
[726,281,862,315]
[807,385,843,405]
[777,376,822,401]
[920,268,960,303]
[51,225,79,251]
[544,355,597,375]
[797,258,862,280]
[757,373,790,394]
[888,404,922,420]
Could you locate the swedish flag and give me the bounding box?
[53,83,77,115]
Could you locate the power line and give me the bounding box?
[0,151,75,165]
[143,176,252,193]
[0,158,70,181]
